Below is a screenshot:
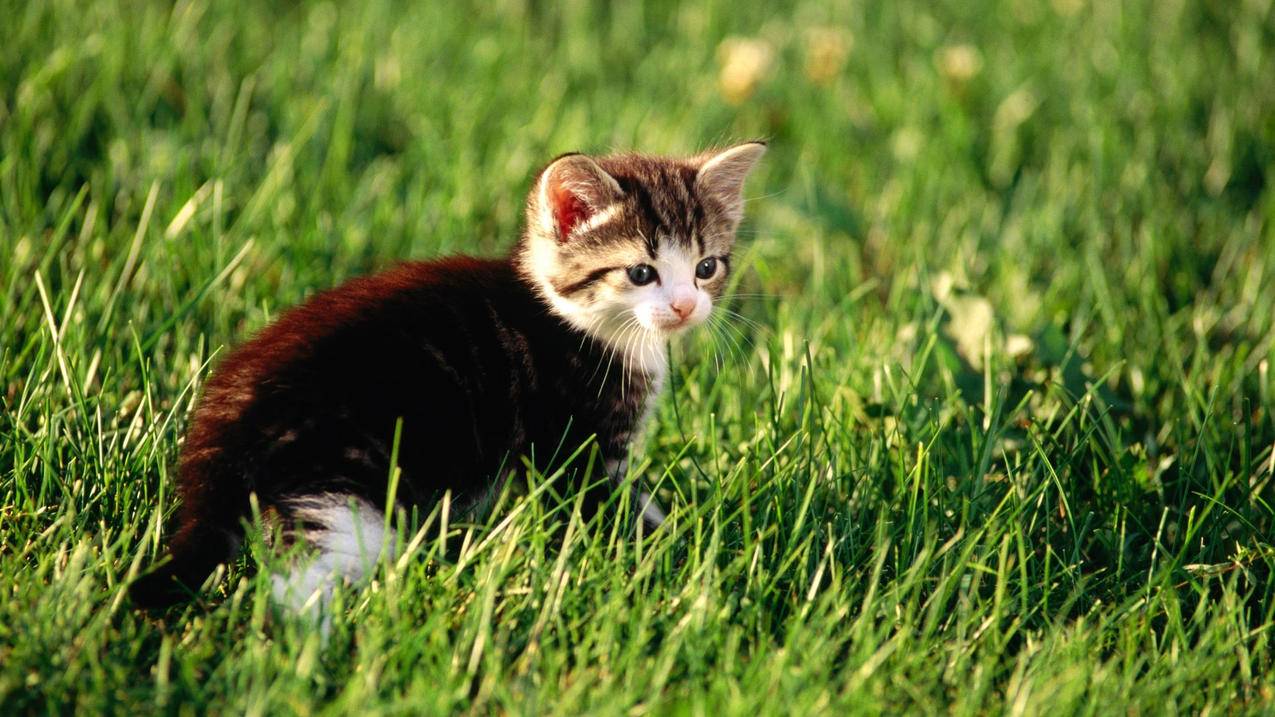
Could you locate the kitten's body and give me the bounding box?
[131,144,764,610]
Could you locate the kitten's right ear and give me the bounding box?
[696,142,767,227]
[537,154,624,243]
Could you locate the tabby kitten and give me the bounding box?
[130,142,766,610]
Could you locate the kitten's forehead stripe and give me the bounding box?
[597,157,705,254]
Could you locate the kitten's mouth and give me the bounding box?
[654,317,693,333]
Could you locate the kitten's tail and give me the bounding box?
[129,521,238,609]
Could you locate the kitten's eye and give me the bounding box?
[695,257,719,280]
[627,264,657,286]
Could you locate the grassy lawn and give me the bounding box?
[3,0,1274,713]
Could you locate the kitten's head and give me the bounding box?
[515,143,766,352]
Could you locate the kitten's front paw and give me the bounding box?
[637,491,666,532]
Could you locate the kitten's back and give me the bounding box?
[132,257,546,607]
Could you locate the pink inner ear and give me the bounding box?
[549,182,589,242]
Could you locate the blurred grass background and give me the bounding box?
[2,0,1274,713]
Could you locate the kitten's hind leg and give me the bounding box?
[269,493,393,615]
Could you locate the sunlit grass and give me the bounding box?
[2,0,1273,713]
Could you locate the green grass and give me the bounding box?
[3,0,1274,713]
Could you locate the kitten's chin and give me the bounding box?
[645,317,707,338]
[652,319,692,334]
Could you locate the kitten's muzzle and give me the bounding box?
[669,296,696,320]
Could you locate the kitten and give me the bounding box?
[129,142,766,610]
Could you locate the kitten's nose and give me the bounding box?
[670,296,695,319]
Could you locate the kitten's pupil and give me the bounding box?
[695,257,718,280]
[628,264,657,286]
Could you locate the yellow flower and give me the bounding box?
[803,27,851,85]
[717,37,774,104]
[936,44,983,84]
[1051,0,1085,17]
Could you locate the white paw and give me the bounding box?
[637,491,666,530]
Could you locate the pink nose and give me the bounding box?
[670,296,695,319]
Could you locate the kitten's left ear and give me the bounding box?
[537,154,625,243]
[696,141,767,225]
